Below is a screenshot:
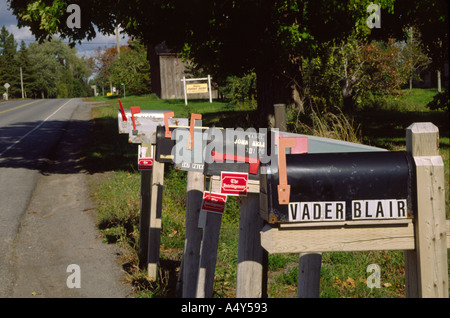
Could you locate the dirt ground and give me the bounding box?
[4,101,133,298]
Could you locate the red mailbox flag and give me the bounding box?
[130,106,141,131]
[118,99,127,122]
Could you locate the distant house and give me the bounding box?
[150,42,218,100]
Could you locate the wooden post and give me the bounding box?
[405,122,448,298]
[181,171,204,297]
[196,212,223,297]
[182,76,188,106]
[147,158,164,280]
[236,193,266,297]
[207,75,212,103]
[297,253,322,298]
[274,103,323,298]
[139,143,153,268]
[274,104,287,132]
[138,169,151,267]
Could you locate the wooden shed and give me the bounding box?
[150,42,218,100]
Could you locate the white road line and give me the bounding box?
[0,99,73,157]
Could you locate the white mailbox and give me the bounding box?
[117,100,187,144]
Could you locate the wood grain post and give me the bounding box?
[297,252,322,298]
[181,171,204,297]
[138,143,154,268]
[147,157,164,281]
[275,102,323,299]
[405,122,448,298]
[196,212,223,298]
[274,104,287,132]
[236,193,266,297]
[138,168,151,268]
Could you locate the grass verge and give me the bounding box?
[83,91,449,298]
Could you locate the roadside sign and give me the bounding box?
[4,83,10,89]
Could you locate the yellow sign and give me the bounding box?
[186,83,208,94]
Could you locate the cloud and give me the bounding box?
[4,24,34,42]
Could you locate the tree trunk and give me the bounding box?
[437,69,441,93]
[339,78,355,113]
[147,44,162,97]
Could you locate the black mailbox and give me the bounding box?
[260,151,416,224]
[203,128,268,180]
[155,125,177,163]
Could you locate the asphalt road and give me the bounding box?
[0,98,132,297]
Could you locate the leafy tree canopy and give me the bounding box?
[8,0,447,122]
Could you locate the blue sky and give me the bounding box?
[0,0,129,57]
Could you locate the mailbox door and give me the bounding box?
[260,151,415,224]
[155,125,176,163]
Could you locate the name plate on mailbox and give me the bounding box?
[260,151,415,224]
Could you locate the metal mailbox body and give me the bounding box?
[117,109,187,144]
[260,151,416,224]
[172,127,210,172]
[203,128,268,180]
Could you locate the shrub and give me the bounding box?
[427,89,449,111]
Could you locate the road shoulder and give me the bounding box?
[9,100,134,298]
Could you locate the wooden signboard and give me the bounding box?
[186,83,208,94]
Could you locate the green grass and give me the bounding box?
[90,94,259,128]
[359,88,440,112]
[84,90,449,298]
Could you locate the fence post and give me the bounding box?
[181,170,204,297]
[405,122,448,298]
[147,157,164,280]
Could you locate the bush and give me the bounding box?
[219,72,257,108]
[427,89,449,111]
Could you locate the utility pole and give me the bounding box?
[409,27,413,92]
[116,25,120,57]
[20,67,24,99]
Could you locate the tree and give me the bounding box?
[0,26,20,97]
[93,46,120,95]
[371,0,448,92]
[8,1,381,123]
[108,41,151,95]
[27,39,92,98]
[8,1,447,122]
